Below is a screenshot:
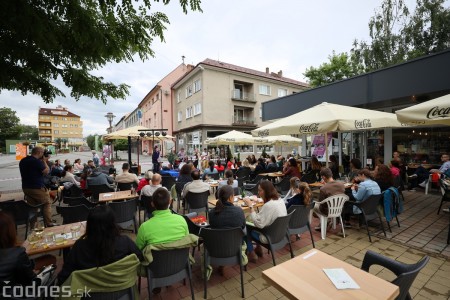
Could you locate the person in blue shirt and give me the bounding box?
[350,168,381,212]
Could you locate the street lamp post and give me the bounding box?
[104,112,116,133]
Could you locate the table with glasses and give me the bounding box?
[262,249,399,300]
[98,190,137,203]
[23,221,86,256]
[208,196,264,213]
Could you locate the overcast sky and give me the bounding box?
[0,0,417,137]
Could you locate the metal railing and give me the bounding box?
[231,90,256,102]
[232,116,255,125]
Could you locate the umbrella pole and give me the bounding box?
[127,136,132,167]
[137,138,140,173]
[325,132,329,168]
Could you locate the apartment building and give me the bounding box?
[38,105,83,147]
[172,59,308,153]
[138,63,193,153]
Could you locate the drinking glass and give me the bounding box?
[34,221,45,238]
[44,232,55,245]
[70,225,81,240]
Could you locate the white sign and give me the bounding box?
[178,139,184,145]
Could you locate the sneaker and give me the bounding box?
[408,174,418,178]
[418,181,427,188]
[442,208,450,213]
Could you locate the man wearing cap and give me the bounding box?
[115,163,139,185]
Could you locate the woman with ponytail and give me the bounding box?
[285,179,312,209]
[60,164,81,187]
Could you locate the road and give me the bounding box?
[0,151,157,193]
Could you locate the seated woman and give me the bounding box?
[243,181,287,262]
[374,164,394,192]
[73,158,84,172]
[0,212,56,292]
[348,158,362,182]
[203,161,219,179]
[286,180,312,210]
[60,165,81,187]
[329,155,340,179]
[214,160,225,174]
[137,170,153,194]
[218,170,238,189]
[253,158,267,175]
[226,158,236,170]
[57,206,143,284]
[390,160,401,178]
[266,155,278,171]
[301,156,322,183]
[282,158,301,178]
[282,177,300,203]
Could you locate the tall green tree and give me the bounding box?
[0,107,21,150]
[18,124,39,140]
[86,134,102,150]
[0,0,202,104]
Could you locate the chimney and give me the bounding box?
[265,67,269,74]
[278,70,283,77]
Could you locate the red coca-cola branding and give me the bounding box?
[299,123,319,133]
[426,106,450,119]
[354,119,372,129]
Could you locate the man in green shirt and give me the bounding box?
[136,187,188,250]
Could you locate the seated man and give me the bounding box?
[181,170,210,198]
[115,163,139,186]
[409,154,450,189]
[312,167,345,229]
[140,173,165,197]
[83,160,95,174]
[86,168,115,189]
[136,188,188,249]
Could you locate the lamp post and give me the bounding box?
[104,112,116,133]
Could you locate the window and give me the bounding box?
[186,85,193,98]
[178,111,182,122]
[54,116,58,120]
[177,92,181,103]
[259,84,271,95]
[54,123,59,127]
[186,106,193,118]
[193,103,201,115]
[278,88,288,97]
[193,79,202,93]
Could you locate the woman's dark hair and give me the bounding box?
[0,212,17,248]
[350,158,362,170]
[75,158,81,164]
[180,163,192,175]
[390,160,400,168]
[224,170,234,185]
[216,160,222,167]
[357,168,373,179]
[61,164,73,177]
[208,160,215,172]
[329,155,337,163]
[375,164,394,186]
[259,180,278,203]
[297,182,312,206]
[289,158,298,167]
[311,157,322,170]
[215,185,234,214]
[83,206,120,267]
[270,155,276,164]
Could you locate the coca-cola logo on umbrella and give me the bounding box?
[354,119,372,129]
[257,130,270,137]
[426,106,450,119]
[299,123,319,133]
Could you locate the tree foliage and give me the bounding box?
[0,107,21,149]
[114,139,129,151]
[18,124,39,140]
[0,0,202,103]
[86,134,103,150]
[304,0,450,87]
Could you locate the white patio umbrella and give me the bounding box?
[251,102,406,166]
[103,125,174,141]
[266,135,302,146]
[396,94,450,125]
[205,130,268,145]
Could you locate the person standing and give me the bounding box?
[19,147,56,227]
[92,150,100,168]
[152,145,161,173]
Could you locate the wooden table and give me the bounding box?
[262,249,399,300]
[98,190,137,202]
[259,172,285,178]
[208,197,264,213]
[23,221,86,256]
[309,182,324,188]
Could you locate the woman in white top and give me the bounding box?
[244,180,287,262]
[60,165,81,187]
[73,158,84,172]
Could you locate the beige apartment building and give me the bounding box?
[38,105,83,147]
[172,59,308,154]
[138,63,193,154]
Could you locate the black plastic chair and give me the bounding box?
[146,248,195,300]
[236,176,249,188]
[0,200,44,238]
[351,194,386,242]
[361,250,429,300]
[161,175,177,191]
[108,198,138,232]
[184,191,210,219]
[88,184,114,202]
[274,177,291,196]
[63,196,97,208]
[235,167,251,180]
[200,227,246,298]
[56,205,91,224]
[287,205,315,248]
[140,195,155,223]
[117,181,137,192]
[247,211,295,266]
[438,179,450,215]
[243,175,268,190]
[182,214,203,256]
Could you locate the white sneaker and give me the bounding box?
[408,174,418,178]
[418,181,427,188]
[443,208,450,213]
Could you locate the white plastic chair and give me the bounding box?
[314,194,349,240]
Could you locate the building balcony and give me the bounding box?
[231,90,256,102]
[232,116,256,126]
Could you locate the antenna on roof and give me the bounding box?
[182,55,185,64]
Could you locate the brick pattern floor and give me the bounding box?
[11,187,450,299]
